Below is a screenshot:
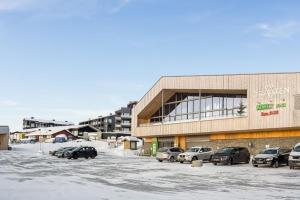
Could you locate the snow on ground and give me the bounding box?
[0,141,300,200]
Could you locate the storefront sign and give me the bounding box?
[256,102,287,111]
[260,110,279,116]
[256,85,290,98]
[151,138,158,156]
[256,99,287,117]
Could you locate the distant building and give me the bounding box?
[79,101,137,133]
[0,126,9,150]
[10,131,25,143]
[23,117,74,130]
[24,125,101,142]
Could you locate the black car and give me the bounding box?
[66,146,98,159]
[252,148,291,168]
[211,147,250,165]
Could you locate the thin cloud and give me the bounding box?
[0,0,133,17]
[256,21,300,39]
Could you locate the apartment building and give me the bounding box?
[23,117,74,130]
[79,101,137,133]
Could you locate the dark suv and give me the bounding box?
[211,147,250,165]
[252,148,291,168]
[66,146,97,159]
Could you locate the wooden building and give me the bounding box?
[132,72,300,155]
[0,126,9,150]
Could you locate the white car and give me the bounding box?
[289,143,300,169]
[177,147,214,163]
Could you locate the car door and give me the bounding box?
[206,148,213,160]
[197,148,205,160]
[78,147,85,157]
[232,148,240,163]
[202,148,210,160]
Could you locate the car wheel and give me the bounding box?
[158,160,163,162]
[169,156,175,162]
[228,158,233,166]
[91,155,96,159]
[213,162,217,166]
[73,154,78,159]
[274,160,279,168]
[180,161,184,164]
[253,165,258,168]
[85,156,89,159]
[209,156,213,162]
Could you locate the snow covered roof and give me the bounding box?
[24,125,101,136]
[0,126,9,134]
[26,128,71,137]
[121,136,139,142]
[23,118,74,125]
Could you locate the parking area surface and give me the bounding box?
[0,142,300,200]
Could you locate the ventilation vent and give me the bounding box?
[295,95,300,110]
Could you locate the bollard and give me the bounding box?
[191,160,203,167]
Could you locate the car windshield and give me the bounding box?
[158,148,168,152]
[217,148,234,154]
[260,149,278,154]
[294,145,300,152]
[187,148,200,152]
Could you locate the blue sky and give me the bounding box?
[1,0,300,131]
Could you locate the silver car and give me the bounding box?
[156,147,184,162]
[178,147,214,163]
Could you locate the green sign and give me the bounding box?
[256,102,287,111]
[256,103,274,111]
[151,138,158,157]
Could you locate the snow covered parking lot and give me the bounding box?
[0,141,300,200]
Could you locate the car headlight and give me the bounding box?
[266,158,273,162]
[289,156,293,160]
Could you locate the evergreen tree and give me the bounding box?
[237,102,246,116]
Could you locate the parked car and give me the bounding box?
[20,138,36,144]
[65,146,97,159]
[252,148,291,168]
[289,143,300,169]
[177,147,214,163]
[49,147,70,156]
[156,147,184,162]
[56,147,77,158]
[211,147,250,165]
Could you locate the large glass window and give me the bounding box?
[150,92,247,124]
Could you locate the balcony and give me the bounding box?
[115,116,121,121]
[121,114,131,119]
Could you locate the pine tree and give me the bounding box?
[237,102,246,116]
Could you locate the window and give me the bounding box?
[150,92,247,124]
